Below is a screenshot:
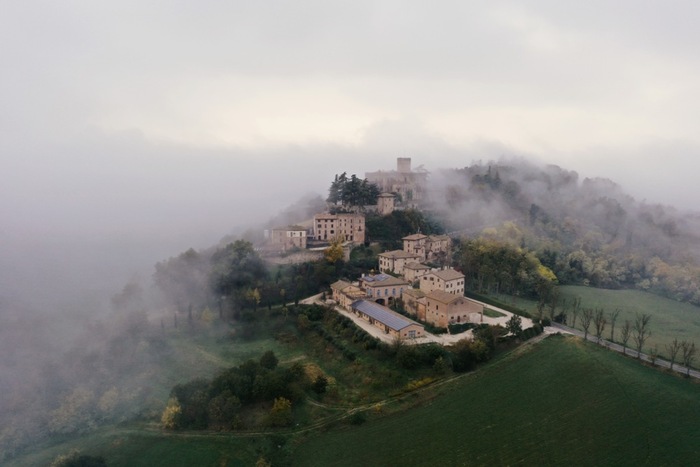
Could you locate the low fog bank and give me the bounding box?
[3,126,700,460]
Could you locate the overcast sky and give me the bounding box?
[3,1,700,295]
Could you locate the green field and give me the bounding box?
[291,335,700,466]
[10,335,700,466]
[493,286,700,358]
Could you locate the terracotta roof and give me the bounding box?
[426,290,463,304]
[404,262,430,270]
[361,274,409,288]
[430,269,465,281]
[330,280,352,291]
[403,233,428,241]
[378,250,421,259]
[402,288,426,299]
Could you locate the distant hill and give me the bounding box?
[427,159,700,305]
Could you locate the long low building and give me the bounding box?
[350,299,425,340]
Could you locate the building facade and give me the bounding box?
[419,268,465,295]
[266,225,307,252]
[350,299,425,340]
[359,274,410,306]
[313,212,365,244]
[378,250,422,276]
[425,290,484,328]
[365,158,428,206]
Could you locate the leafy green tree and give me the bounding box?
[506,314,522,336]
[312,375,328,394]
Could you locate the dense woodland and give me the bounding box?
[431,160,700,306]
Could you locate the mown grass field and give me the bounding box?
[493,286,700,359]
[291,335,700,466]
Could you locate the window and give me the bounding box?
[408,330,416,338]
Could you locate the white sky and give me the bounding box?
[2,1,700,258]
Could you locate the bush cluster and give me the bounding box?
[163,351,305,430]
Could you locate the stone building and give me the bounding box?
[419,268,465,295]
[425,290,484,328]
[330,280,367,310]
[313,212,365,244]
[365,158,428,206]
[402,233,451,263]
[377,192,396,215]
[265,225,307,252]
[359,273,410,306]
[402,288,427,321]
[350,299,425,340]
[378,250,422,276]
[402,263,432,284]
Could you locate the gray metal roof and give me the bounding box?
[350,300,422,331]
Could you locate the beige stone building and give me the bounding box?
[330,280,367,310]
[419,268,465,295]
[265,225,307,252]
[350,299,425,340]
[401,288,427,322]
[403,262,431,283]
[359,273,410,306]
[365,158,428,206]
[377,192,396,215]
[378,250,422,276]
[403,233,451,263]
[425,290,484,328]
[313,212,365,244]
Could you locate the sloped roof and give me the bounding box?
[361,274,409,287]
[428,234,450,241]
[403,233,428,241]
[430,268,465,281]
[351,300,423,331]
[402,288,426,299]
[378,250,421,259]
[331,280,352,291]
[426,289,463,304]
[404,262,430,270]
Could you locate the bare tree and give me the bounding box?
[681,340,696,377]
[548,287,560,321]
[581,308,594,341]
[632,313,652,359]
[649,346,659,366]
[666,338,682,371]
[593,308,607,343]
[620,320,632,355]
[570,297,581,328]
[608,308,621,342]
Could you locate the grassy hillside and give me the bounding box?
[291,335,700,466]
[499,286,700,357]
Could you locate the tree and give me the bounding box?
[324,238,344,264]
[632,313,652,359]
[609,308,621,342]
[681,340,696,377]
[312,375,328,395]
[260,350,279,370]
[506,314,522,337]
[570,297,581,328]
[593,308,607,343]
[581,308,594,341]
[161,398,182,430]
[267,397,293,427]
[620,320,632,354]
[666,338,682,371]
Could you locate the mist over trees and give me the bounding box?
[428,159,700,306]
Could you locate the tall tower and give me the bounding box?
[397,157,412,173]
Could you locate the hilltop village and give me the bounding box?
[262,158,523,343]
